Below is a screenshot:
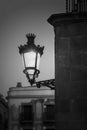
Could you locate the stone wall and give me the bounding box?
[48,13,87,130]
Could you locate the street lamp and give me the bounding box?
[18,33,44,86]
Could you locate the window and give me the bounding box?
[44,104,55,120]
[20,103,33,126]
[43,104,55,130]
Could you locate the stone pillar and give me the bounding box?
[48,13,87,130]
[34,100,43,130]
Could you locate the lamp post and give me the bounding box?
[18,33,44,86]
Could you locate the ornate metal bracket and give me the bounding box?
[36,79,55,90]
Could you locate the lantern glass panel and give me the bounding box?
[36,53,40,70]
[24,51,36,68]
[27,69,35,75]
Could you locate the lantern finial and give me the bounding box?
[26,33,36,45]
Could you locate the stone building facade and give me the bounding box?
[7,84,55,130]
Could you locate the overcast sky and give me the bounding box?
[0,0,65,97]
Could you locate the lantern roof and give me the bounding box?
[18,33,44,56]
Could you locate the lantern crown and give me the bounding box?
[18,33,44,56]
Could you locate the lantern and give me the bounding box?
[18,33,44,85]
